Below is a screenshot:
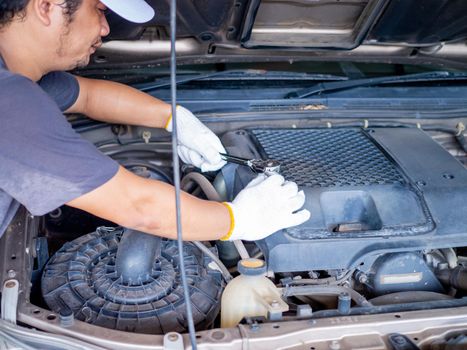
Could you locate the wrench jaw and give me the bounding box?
[250,159,281,175]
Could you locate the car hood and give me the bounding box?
[93,0,467,68]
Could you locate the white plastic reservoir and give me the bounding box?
[220,258,289,328]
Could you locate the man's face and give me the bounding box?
[56,0,110,70]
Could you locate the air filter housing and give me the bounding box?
[42,227,224,334]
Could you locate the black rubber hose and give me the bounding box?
[436,266,467,291]
[181,172,221,201]
[114,229,161,285]
[456,132,467,153]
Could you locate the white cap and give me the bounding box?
[100,0,155,24]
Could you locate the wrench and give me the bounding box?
[220,153,281,175]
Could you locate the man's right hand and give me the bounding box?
[165,106,226,172]
[221,174,311,241]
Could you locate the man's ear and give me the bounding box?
[31,0,60,26]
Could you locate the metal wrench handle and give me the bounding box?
[220,153,281,175]
[219,153,253,167]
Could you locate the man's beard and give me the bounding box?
[59,49,90,70]
[56,25,90,70]
[74,56,90,69]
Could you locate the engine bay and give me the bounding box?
[2,121,467,344]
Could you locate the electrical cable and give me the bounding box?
[286,269,355,286]
[169,0,197,348]
[282,285,372,307]
[233,240,250,259]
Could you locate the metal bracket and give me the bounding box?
[1,279,19,324]
[164,332,184,350]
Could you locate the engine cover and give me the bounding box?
[220,127,467,272]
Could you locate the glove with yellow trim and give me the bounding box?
[165,106,226,172]
[221,174,311,241]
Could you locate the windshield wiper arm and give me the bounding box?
[134,70,347,92]
[285,71,467,99]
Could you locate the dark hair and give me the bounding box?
[0,0,83,28]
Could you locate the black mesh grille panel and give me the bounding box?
[251,128,405,187]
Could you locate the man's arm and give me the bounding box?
[67,166,231,241]
[64,76,234,241]
[66,76,172,128]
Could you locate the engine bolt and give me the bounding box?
[271,300,280,307]
[7,270,16,278]
[393,335,406,345]
[59,307,74,327]
[211,331,225,340]
[142,131,151,144]
[167,333,179,342]
[358,274,368,283]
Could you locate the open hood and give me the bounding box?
[93,0,467,68]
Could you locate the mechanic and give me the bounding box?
[0,0,310,242]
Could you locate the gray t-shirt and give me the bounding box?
[0,57,119,237]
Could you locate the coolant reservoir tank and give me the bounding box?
[220,258,289,328]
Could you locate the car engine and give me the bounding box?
[4,123,467,338]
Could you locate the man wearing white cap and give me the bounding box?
[0,0,309,241]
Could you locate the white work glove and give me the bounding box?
[165,106,226,172]
[220,174,311,241]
